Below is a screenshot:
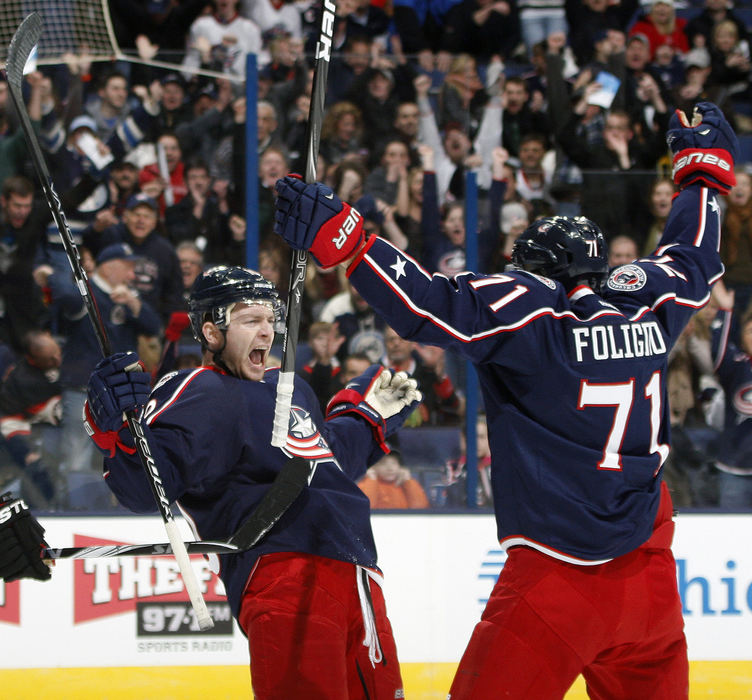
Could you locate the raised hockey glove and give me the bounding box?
[84,352,149,457]
[326,365,422,451]
[0,492,51,582]
[667,101,738,194]
[274,174,366,270]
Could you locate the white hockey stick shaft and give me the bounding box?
[271,0,336,446]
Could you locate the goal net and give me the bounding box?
[0,0,119,66]
[0,0,243,81]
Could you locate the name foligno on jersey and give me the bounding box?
[571,320,667,363]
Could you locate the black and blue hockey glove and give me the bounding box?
[0,492,51,582]
[326,365,422,451]
[84,352,150,457]
[274,174,366,269]
[666,102,739,194]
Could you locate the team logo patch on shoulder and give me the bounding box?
[607,264,647,292]
[528,272,557,290]
[153,371,178,391]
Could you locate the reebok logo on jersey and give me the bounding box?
[332,208,362,250]
[607,264,646,291]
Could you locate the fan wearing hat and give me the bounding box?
[93,193,184,321]
[32,242,160,485]
[154,73,192,132]
[629,0,690,60]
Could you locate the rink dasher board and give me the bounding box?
[0,513,750,667]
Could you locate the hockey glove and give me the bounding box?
[274,174,366,269]
[0,492,51,582]
[666,102,738,194]
[84,352,149,457]
[326,365,422,451]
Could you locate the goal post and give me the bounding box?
[0,0,242,81]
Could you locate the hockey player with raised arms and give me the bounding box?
[0,266,421,700]
[272,101,738,698]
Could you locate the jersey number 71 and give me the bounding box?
[577,371,669,473]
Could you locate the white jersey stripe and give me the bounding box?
[363,251,625,342]
[146,367,211,425]
[693,187,708,247]
[499,536,611,566]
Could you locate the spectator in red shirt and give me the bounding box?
[629,0,690,60]
[138,132,188,216]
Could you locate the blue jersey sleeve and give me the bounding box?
[602,185,723,346]
[348,184,722,366]
[348,232,616,374]
[103,368,240,512]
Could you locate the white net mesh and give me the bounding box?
[0,0,119,66]
[0,1,244,81]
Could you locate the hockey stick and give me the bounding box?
[5,13,213,629]
[271,0,336,447]
[41,456,310,559]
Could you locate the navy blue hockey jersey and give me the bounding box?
[348,185,723,563]
[104,366,384,619]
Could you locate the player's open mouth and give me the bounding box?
[249,349,266,365]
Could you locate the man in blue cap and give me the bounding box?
[33,241,161,506]
[92,193,184,322]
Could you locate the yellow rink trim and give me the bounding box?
[1,661,751,699]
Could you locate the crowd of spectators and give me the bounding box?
[0,0,751,511]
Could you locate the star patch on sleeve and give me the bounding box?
[390,256,406,280]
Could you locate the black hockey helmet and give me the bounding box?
[511,216,609,292]
[188,266,285,345]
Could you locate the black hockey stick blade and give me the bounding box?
[4,13,42,88]
[228,456,311,548]
[42,540,240,560]
[40,457,312,559]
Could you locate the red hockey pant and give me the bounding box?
[238,552,403,700]
[449,544,688,700]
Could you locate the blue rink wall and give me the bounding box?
[1,513,751,699]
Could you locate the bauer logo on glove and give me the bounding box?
[666,101,739,194]
[333,208,363,251]
[274,175,367,269]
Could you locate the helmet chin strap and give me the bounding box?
[209,329,235,376]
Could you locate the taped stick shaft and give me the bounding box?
[271,0,335,446]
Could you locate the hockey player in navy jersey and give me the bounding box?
[273,101,738,699]
[0,266,421,700]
